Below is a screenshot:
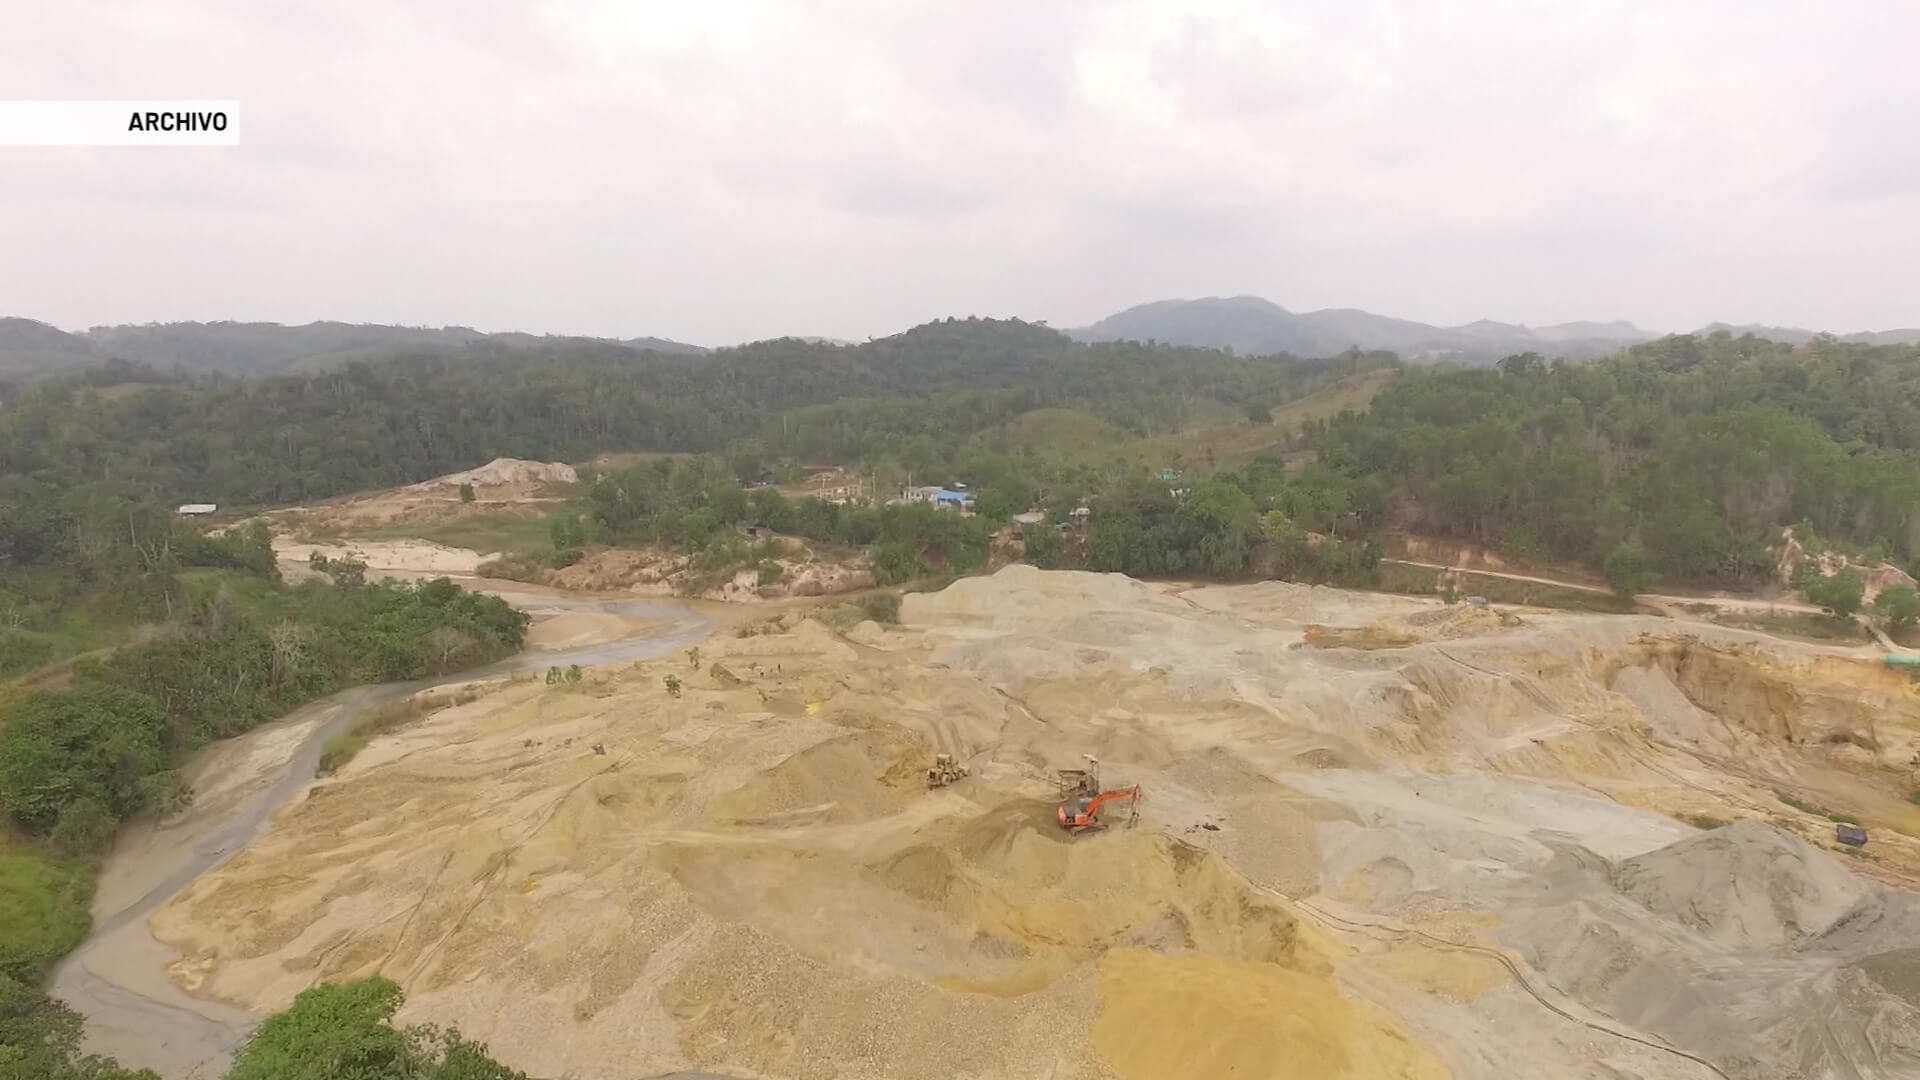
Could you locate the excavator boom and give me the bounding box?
[1057,785,1142,831]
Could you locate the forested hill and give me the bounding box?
[1316,334,1920,585]
[0,316,704,379]
[1071,295,1656,364]
[0,317,1391,507]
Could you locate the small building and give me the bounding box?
[1837,823,1868,848]
[903,485,945,505]
[934,489,972,511]
[176,503,218,516]
[1070,506,1091,520]
[1012,510,1046,526]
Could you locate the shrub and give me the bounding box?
[1876,585,1920,628]
[228,976,527,1080]
[1604,544,1652,599]
[857,592,902,624]
[1021,525,1062,570]
[0,685,169,832]
[50,798,117,855]
[871,542,927,585]
[0,853,92,983]
[136,771,192,818]
[476,555,548,584]
[1805,569,1865,618]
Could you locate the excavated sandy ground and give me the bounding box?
[147,567,1920,1079]
[254,458,577,533]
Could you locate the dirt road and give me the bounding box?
[1384,557,1843,620]
[50,589,715,1080]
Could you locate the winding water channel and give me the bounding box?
[50,587,714,1079]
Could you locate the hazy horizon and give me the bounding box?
[17,297,1917,352]
[6,1,1917,344]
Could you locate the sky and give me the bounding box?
[3,0,1917,345]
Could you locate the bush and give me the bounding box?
[1021,525,1062,570]
[757,561,785,586]
[228,976,527,1080]
[857,592,902,624]
[1604,544,1652,599]
[1805,569,1865,618]
[318,731,370,776]
[136,770,192,818]
[0,685,169,833]
[50,798,117,856]
[871,542,927,585]
[457,482,476,504]
[0,628,56,677]
[1876,585,1920,628]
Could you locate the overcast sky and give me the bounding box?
[3,1,1916,344]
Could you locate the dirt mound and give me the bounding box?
[707,729,927,825]
[134,570,1920,1080]
[901,563,1175,629]
[414,457,577,492]
[275,537,490,575]
[1403,604,1521,637]
[1303,622,1418,649]
[1093,949,1447,1080]
[543,543,874,602]
[1615,820,1873,949]
[1180,579,1434,626]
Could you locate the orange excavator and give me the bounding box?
[1057,785,1142,832]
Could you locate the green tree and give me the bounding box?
[1805,569,1865,618]
[1022,525,1062,569]
[547,513,586,552]
[972,487,1016,524]
[1178,477,1259,577]
[50,798,117,856]
[1876,585,1920,628]
[0,685,169,832]
[1603,544,1653,600]
[457,482,475,504]
[870,542,926,585]
[225,977,526,1080]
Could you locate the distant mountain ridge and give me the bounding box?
[1069,296,1658,364]
[0,318,705,378]
[1697,322,1920,347]
[1072,296,1920,364]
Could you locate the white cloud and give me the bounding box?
[1,0,1916,342]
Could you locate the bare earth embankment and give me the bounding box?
[95,567,1920,1078]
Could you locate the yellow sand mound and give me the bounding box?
[1093,948,1447,1080]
